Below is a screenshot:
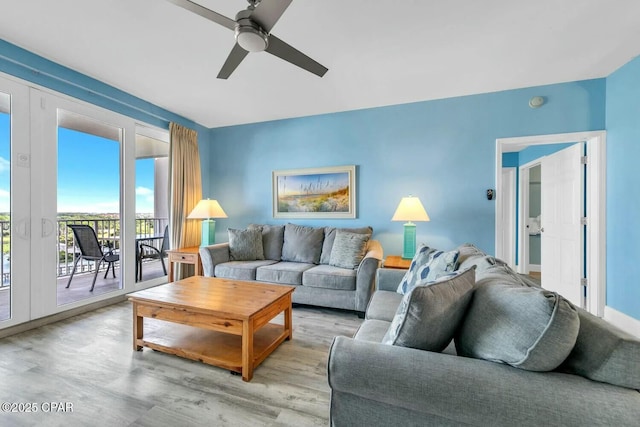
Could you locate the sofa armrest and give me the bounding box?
[199,243,230,277]
[354,240,383,313]
[375,267,407,292]
[328,337,640,426]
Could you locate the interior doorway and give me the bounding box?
[495,131,606,317]
[519,161,542,277]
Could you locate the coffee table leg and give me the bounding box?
[133,303,143,351]
[284,298,292,341]
[242,320,254,382]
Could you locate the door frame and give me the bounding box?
[500,167,516,269]
[495,131,606,317]
[517,159,542,276]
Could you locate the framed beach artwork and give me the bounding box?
[272,165,356,219]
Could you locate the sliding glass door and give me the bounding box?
[0,76,30,326]
[30,89,137,319]
[0,75,167,329]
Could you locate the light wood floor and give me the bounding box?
[0,300,362,426]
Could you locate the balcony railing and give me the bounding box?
[0,217,168,287]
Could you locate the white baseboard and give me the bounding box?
[528,264,541,273]
[604,306,640,338]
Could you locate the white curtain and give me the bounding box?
[168,122,202,279]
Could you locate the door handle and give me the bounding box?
[540,227,545,233]
[12,218,30,239]
[41,218,55,237]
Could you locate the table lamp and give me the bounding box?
[187,199,228,246]
[391,196,430,259]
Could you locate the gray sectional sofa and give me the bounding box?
[328,243,640,426]
[200,223,383,314]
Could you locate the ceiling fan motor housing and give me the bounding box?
[235,10,268,52]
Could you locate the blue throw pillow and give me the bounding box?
[396,245,460,295]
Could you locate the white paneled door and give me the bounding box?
[541,143,584,307]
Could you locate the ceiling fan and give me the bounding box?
[166,0,328,79]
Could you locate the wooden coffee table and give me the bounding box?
[128,276,295,381]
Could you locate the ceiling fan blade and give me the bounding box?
[165,0,236,31]
[217,44,249,79]
[250,0,292,33]
[265,35,328,77]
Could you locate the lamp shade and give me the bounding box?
[391,196,430,222]
[187,199,228,219]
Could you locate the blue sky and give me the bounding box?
[0,112,156,214]
[277,172,349,196]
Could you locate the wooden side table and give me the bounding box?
[384,255,412,270]
[167,247,203,282]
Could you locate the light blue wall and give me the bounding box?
[519,143,576,165]
[606,55,640,320]
[207,80,606,256]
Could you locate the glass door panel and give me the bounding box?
[56,110,122,306]
[134,126,169,283]
[0,91,10,321]
[0,76,29,327]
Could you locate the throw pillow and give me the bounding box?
[329,230,371,269]
[382,266,476,352]
[248,224,284,261]
[320,226,373,264]
[397,245,460,295]
[228,228,264,261]
[281,223,324,264]
[455,283,580,372]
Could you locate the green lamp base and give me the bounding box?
[402,222,417,259]
[200,219,216,247]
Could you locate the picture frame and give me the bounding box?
[272,165,356,219]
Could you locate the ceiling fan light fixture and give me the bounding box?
[235,23,269,52]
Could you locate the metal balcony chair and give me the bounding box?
[66,224,119,292]
[137,225,169,281]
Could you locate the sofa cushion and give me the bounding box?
[456,243,486,268]
[248,224,284,261]
[365,290,403,322]
[320,226,373,264]
[301,265,357,291]
[558,307,640,390]
[354,319,391,343]
[397,245,459,295]
[281,224,324,264]
[475,264,534,288]
[214,260,278,281]
[456,283,580,372]
[329,231,370,269]
[228,228,264,261]
[382,267,476,352]
[256,261,315,285]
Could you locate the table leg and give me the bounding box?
[284,298,293,341]
[168,261,174,283]
[242,319,254,382]
[133,303,143,351]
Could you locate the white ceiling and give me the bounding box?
[1,0,639,129]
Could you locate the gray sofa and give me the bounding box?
[328,244,640,426]
[200,223,383,314]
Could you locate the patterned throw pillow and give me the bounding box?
[228,228,264,261]
[396,245,460,294]
[383,267,476,352]
[329,230,371,269]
